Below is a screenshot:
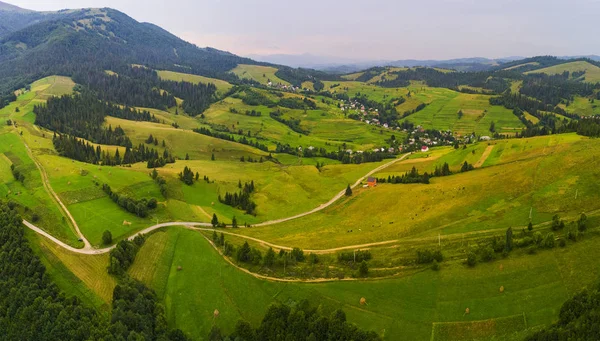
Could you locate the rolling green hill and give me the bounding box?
[525,61,600,83]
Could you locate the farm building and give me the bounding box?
[421,146,429,152]
[367,177,377,187]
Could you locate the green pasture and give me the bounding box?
[230,64,289,85]
[525,61,600,83]
[125,226,600,340]
[157,70,233,95]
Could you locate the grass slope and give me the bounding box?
[157,70,233,95]
[129,226,600,340]
[526,61,600,83]
[231,64,289,85]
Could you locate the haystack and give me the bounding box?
[465,308,470,315]
[499,286,505,293]
[177,266,183,271]
[123,220,132,226]
[359,297,367,306]
[213,309,220,318]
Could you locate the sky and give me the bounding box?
[9,0,600,61]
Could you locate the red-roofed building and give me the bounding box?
[367,177,377,187]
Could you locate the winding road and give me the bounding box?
[23,152,412,254]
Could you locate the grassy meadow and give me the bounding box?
[232,134,598,248]
[157,70,233,95]
[525,61,600,83]
[230,64,289,85]
[122,226,600,340]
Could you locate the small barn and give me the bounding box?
[367,177,377,187]
[421,146,429,152]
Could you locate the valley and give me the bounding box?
[1,3,600,341]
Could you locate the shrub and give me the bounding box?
[542,233,555,249]
[516,237,534,248]
[416,249,443,264]
[308,253,319,265]
[291,247,305,262]
[31,213,40,223]
[432,260,440,271]
[532,232,543,245]
[567,228,579,242]
[358,261,368,277]
[466,251,477,267]
[491,237,506,253]
[102,230,112,245]
[559,239,567,247]
[338,250,371,263]
[577,213,587,232]
[480,246,495,262]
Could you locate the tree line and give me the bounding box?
[52,133,175,167]
[101,183,157,218]
[209,300,380,341]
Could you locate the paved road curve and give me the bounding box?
[24,153,411,254]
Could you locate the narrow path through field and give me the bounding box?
[24,152,411,253]
[474,145,494,168]
[20,133,91,249]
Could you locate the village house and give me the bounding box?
[367,177,377,187]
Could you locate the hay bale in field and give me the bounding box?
[465,308,470,315]
[123,220,132,226]
[177,266,182,271]
[214,309,219,318]
[499,286,505,293]
[211,202,215,206]
[360,297,367,306]
[67,181,71,185]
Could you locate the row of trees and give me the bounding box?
[219,181,257,215]
[52,133,175,167]
[270,110,309,134]
[209,301,380,341]
[193,127,269,152]
[101,183,157,218]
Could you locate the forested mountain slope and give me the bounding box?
[0,7,263,94]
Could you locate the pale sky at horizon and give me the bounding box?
[8,0,600,61]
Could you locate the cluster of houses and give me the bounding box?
[339,99,391,128]
[266,81,300,92]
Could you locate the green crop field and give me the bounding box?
[400,89,524,136]
[230,64,289,85]
[525,61,600,83]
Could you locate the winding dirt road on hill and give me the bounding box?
[20,135,92,249]
[23,153,411,254]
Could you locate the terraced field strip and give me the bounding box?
[431,313,527,341]
[474,145,494,168]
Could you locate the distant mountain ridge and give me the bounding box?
[250,53,600,73]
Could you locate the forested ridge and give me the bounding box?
[0,8,266,95]
[35,92,158,147]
